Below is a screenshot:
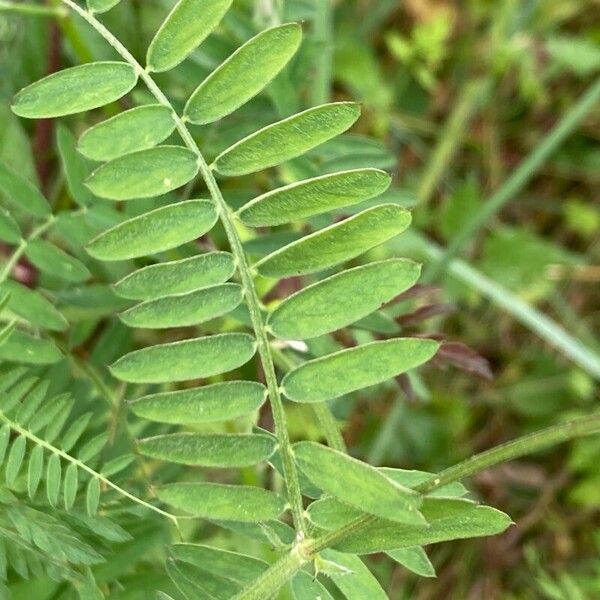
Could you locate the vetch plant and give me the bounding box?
[0,0,599,598]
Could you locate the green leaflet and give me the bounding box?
[156,483,285,521]
[0,161,50,217]
[212,103,361,176]
[5,436,26,486]
[57,125,97,207]
[0,426,9,464]
[387,547,436,578]
[291,572,334,600]
[0,281,68,332]
[120,283,242,329]
[110,333,257,383]
[0,209,21,243]
[0,331,62,364]
[146,0,233,72]
[113,252,235,300]
[138,433,277,467]
[268,259,421,340]
[239,168,391,227]
[321,551,388,600]
[25,239,91,283]
[184,23,302,125]
[27,445,44,499]
[86,477,100,515]
[379,468,468,498]
[256,204,412,278]
[46,453,61,507]
[168,559,239,599]
[87,200,217,261]
[11,62,137,119]
[294,442,424,524]
[63,463,78,511]
[78,105,176,161]
[87,0,121,13]
[129,381,267,424]
[283,338,439,402]
[85,146,199,201]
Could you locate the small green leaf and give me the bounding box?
[213,103,361,176]
[27,444,44,498]
[0,209,21,243]
[269,259,421,340]
[61,413,93,452]
[387,547,436,578]
[0,331,62,364]
[100,454,135,477]
[120,283,242,329]
[79,105,176,161]
[138,433,276,467]
[15,379,49,424]
[57,125,97,207]
[25,239,91,282]
[113,252,235,301]
[239,168,391,227]
[87,200,217,261]
[87,0,121,13]
[295,442,423,524]
[0,426,9,465]
[86,477,101,515]
[283,338,439,403]
[28,393,70,434]
[256,204,411,278]
[44,396,74,442]
[379,468,468,498]
[129,381,266,424]
[291,572,334,600]
[86,146,199,201]
[321,551,388,600]
[156,483,285,521]
[78,433,108,463]
[110,333,257,383]
[184,23,302,124]
[63,462,78,511]
[0,321,16,348]
[5,435,26,486]
[12,62,137,119]
[146,0,233,72]
[0,161,50,217]
[46,453,61,507]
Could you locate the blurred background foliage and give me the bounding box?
[0,0,599,598]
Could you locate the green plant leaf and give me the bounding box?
[12,62,137,118]
[113,252,235,300]
[268,259,420,340]
[387,547,436,578]
[85,146,199,201]
[110,333,257,383]
[15,379,49,424]
[283,338,439,402]
[0,425,10,465]
[5,435,26,486]
[57,125,97,207]
[27,444,44,499]
[256,204,411,278]
[63,463,78,511]
[156,483,285,521]
[146,0,233,72]
[212,102,361,176]
[129,381,267,424]
[78,433,108,463]
[379,468,468,498]
[138,433,276,467]
[86,477,100,515]
[0,209,21,243]
[25,239,91,283]
[167,559,238,599]
[87,0,121,13]
[0,331,62,364]
[120,283,242,329]
[239,168,391,227]
[291,571,334,600]
[87,200,216,261]
[61,413,93,453]
[321,551,388,600]
[78,105,177,161]
[0,161,50,217]
[184,23,302,124]
[295,442,424,524]
[46,453,61,507]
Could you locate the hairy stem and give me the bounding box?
[60,0,307,536]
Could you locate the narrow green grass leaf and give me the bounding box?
[239,168,391,227]
[295,442,424,524]
[184,23,302,124]
[129,381,266,424]
[146,0,233,72]
[87,200,216,261]
[63,462,78,511]
[5,435,26,486]
[86,146,199,200]
[0,209,21,243]
[46,453,61,507]
[138,433,276,467]
[0,426,9,465]
[213,103,361,176]
[113,252,235,300]
[12,62,137,118]
[87,0,121,13]
[269,259,420,339]
[0,331,62,364]
[156,483,285,521]
[25,239,91,282]
[256,205,411,278]
[120,283,242,329]
[387,546,436,578]
[27,444,44,499]
[86,477,101,515]
[0,161,50,217]
[110,333,257,383]
[292,572,334,600]
[78,105,176,161]
[321,551,388,600]
[283,338,439,403]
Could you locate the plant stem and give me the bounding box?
[424,75,600,280]
[60,0,307,536]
